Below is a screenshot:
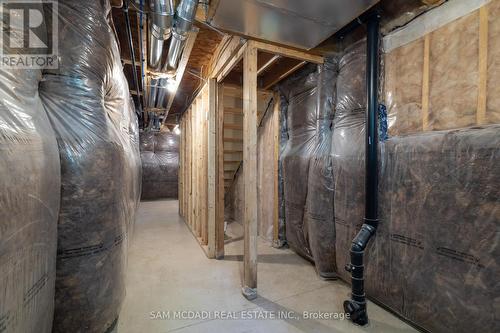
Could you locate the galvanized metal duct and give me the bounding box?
[155,77,169,108]
[164,0,198,73]
[149,0,174,70]
[148,77,159,107]
[147,0,199,111]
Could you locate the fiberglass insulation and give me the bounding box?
[0,10,60,333]
[332,40,500,332]
[140,130,179,200]
[280,59,337,277]
[39,0,141,331]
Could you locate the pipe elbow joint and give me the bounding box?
[351,224,376,252]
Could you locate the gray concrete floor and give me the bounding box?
[117,200,417,333]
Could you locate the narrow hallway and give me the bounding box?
[118,200,416,333]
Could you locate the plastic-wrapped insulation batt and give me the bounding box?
[332,41,367,283]
[280,59,337,277]
[304,58,337,278]
[140,130,180,200]
[276,95,288,246]
[39,0,139,331]
[369,126,500,333]
[124,98,142,239]
[0,6,60,332]
[333,38,500,332]
[280,64,319,260]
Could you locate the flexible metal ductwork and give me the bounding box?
[164,0,198,73]
[149,0,174,70]
[343,12,380,326]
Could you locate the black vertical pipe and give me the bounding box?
[343,12,380,326]
[123,0,143,118]
[365,14,379,227]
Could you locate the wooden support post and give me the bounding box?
[201,89,208,245]
[272,93,280,247]
[190,104,196,230]
[477,6,488,125]
[196,97,203,238]
[242,45,258,300]
[177,118,182,216]
[422,34,431,131]
[215,83,225,259]
[207,79,217,258]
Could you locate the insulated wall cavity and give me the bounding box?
[140,130,180,200]
[280,59,337,277]
[39,0,140,331]
[0,11,60,332]
[332,41,367,283]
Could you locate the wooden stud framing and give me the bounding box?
[179,117,184,216]
[179,32,324,269]
[242,45,258,299]
[257,54,281,75]
[422,34,431,131]
[217,43,248,82]
[207,79,217,258]
[261,59,307,90]
[477,6,488,125]
[208,36,246,79]
[215,83,225,259]
[201,90,208,245]
[249,40,324,64]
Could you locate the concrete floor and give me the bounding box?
[117,200,417,333]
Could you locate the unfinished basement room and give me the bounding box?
[1,0,499,332]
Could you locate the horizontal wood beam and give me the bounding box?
[208,36,246,80]
[223,137,243,143]
[224,84,273,99]
[421,0,444,5]
[257,54,281,76]
[122,59,141,67]
[224,123,243,130]
[249,40,323,64]
[261,59,307,90]
[224,107,243,115]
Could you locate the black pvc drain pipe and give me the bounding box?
[343,12,380,326]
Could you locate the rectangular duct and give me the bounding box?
[210,0,379,50]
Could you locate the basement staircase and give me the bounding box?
[222,85,274,192]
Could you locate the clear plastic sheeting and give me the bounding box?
[336,117,500,333]
[304,58,337,278]
[280,58,337,277]
[0,10,60,332]
[366,125,500,333]
[39,0,140,331]
[140,130,180,200]
[332,41,367,283]
[334,39,500,332]
[280,65,320,261]
[125,100,142,239]
[276,95,289,246]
